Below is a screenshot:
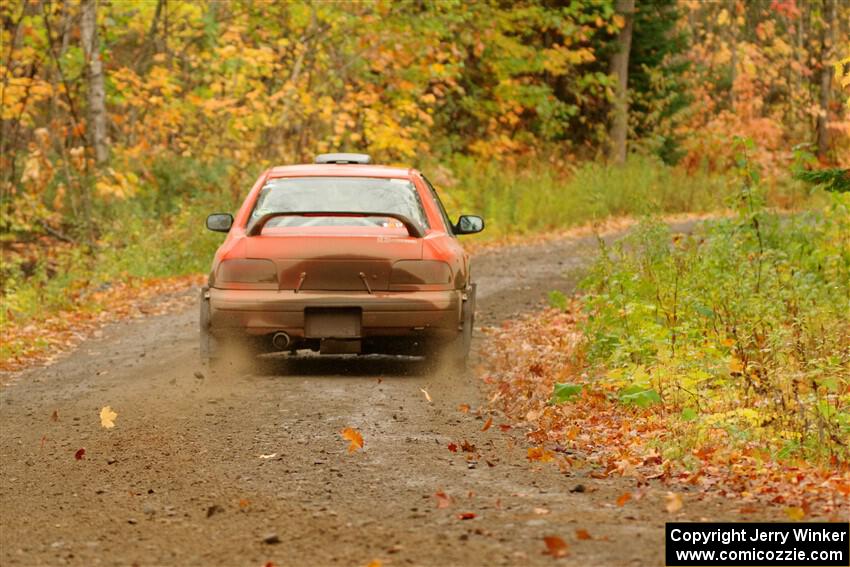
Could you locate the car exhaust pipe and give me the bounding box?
[272,332,291,351]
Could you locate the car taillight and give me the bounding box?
[215,259,278,289]
[390,260,452,290]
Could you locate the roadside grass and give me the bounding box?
[481,191,850,514]
[441,155,813,240]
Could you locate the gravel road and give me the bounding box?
[0,222,791,567]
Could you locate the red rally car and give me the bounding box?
[200,153,484,369]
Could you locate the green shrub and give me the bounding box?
[578,192,850,461]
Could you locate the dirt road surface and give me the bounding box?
[1,223,794,567]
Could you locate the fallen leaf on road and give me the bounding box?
[616,492,632,507]
[457,512,476,520]
[527,446,555,462]
[665,492,683,513]
[499,424,511,431]
[576,529,592,540]
[100,406,117,429]
[435,491,452,509]
[481,416,493,431]
[420,388,432,403]
[458,403,470,413]
[460,440,476,452]
[239,499,250,509]
[75,448,86,460]
[340,427,364,453]
[785,506,805,521]
[366,561,382,567]
[447,442,458,452]
[543,536,569,558]
[258,453,278,459]
[50,410,59,422]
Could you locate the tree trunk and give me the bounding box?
[134,0,165,73]
[816,0,836,160]
[608,0,634,165]
[81,0,108,165]
[729,0,738,108]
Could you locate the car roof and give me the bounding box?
[267,164,416,179]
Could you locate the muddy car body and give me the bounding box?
[200,153,483,367]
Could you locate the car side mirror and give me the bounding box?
[454,215,484,235]
[206,213,233,233]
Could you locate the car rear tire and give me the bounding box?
[201,289,269,373]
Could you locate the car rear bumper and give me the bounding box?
[208,287,463,339]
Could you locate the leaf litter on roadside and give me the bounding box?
[2,274,205,372]
[479,307,850,515]
[527,446,555,463]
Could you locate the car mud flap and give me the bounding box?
[199,286,216,362]
[320,339,362,354]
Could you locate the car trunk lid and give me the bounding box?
[244,229,422,291]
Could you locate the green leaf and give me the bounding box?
[680,407,698,421]
[618,386,661,408]
[551,382,582,404]
[776,440,800,460]
[693,303,714,318]
[547,290,568,311]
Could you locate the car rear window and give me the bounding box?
[250,177,430,231]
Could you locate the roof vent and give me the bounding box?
[315,153,372,165]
